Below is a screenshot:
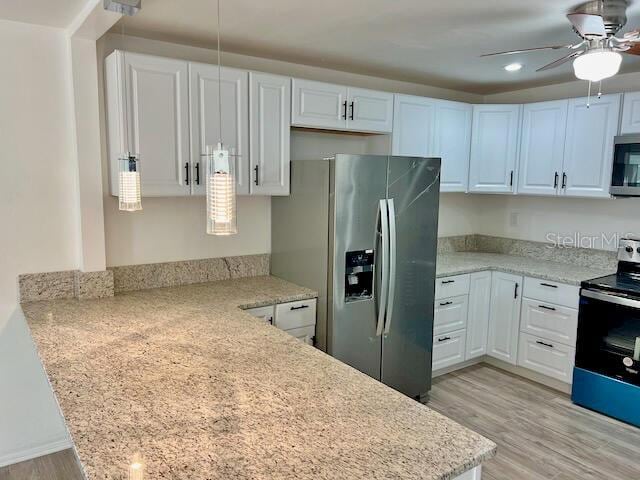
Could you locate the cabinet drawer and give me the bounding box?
[275,299,317,330]
[434,295,468,336]
[244,305,275,324]
[517,333,575,383]
[521,298,578,347]
[523,277,579,309]
[285,325,316,345]
[432,329,467,371]
[435,274,470,300]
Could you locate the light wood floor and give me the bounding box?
[0,449,83,480]
[3,364,640,479]
[429,364,640,480]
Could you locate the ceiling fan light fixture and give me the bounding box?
[504,62,523,72]
[573,49,622,81]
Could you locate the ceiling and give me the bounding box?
[116,0,640,94]
[1,0,87,28]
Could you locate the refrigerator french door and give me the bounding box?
[271,154,440,398]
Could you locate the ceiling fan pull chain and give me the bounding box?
[597,80,602,98]
[587,80,592,108]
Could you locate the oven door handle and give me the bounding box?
[582,288,640,309]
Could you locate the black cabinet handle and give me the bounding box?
[514,282,519,299]
[538,304,556,311]
[509,170,514,186]
[441,280,455,284]
[349,101,355,120]
[562,172,567,189]
[439,301,453,306]
[254,165,259,186]
[554,172,559,188]
[342,101,348,119]
[536,340,554,348]
[185,162,190,185]
[290,305,309,311]
[437,336,451,342]
[540,282,558,289]
[195,163,200,185]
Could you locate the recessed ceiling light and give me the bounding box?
[504,63,523,72]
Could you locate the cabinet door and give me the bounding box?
[291,78,347,130]
[620,91,640,134]
[468,104,521,193]
[249,72,291,195]
[487,272,522,365]
[466,271,491,360]
[518,100,568,196]
[116,51,191,196]
[346,87,394,133]
[189,63,249,195]
[562,94,621,198]
[391,94,436,157]
[434,100,472,192]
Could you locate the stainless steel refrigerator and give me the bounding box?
[271,154,440,399]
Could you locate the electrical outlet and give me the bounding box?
[509,212,519,227]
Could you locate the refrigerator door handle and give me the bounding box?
[375,199,389,337]
[384,198,397,335]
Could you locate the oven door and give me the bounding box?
[576,288,640,386]
[611,136,640,196]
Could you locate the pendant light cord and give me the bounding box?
[217,0,223,145]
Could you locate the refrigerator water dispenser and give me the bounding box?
[345,250,374,302]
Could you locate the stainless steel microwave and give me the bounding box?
[611,135,640,196]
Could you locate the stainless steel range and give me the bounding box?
[573,238,640,427]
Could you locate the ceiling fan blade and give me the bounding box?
[624,43,640,55]
[480,45,573,57]
[567,13,606,38]
[536,51,584,72]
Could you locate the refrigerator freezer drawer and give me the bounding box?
[432,329,467,371]
[275,299,317,330]
[435,274,470,300]
[434,295,469,336]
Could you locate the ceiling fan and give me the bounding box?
[482,0,640,82]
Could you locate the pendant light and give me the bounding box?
[205,0,237,235]
[118,19,142,211]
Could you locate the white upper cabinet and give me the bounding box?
[561,94,621,198]
[291,79,393,133]
[392,95,471,192]
[189,63,249,195]
[434,100,472,192]
[392,94,436,157]
[468,104,521,194]
[518,100,568,196]
[487,272,522,365]
[346,87,394,133]
[249,72,291,196]
[106,51,191,197]
[620,91,640,134]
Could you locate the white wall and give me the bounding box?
[0,19,75,466]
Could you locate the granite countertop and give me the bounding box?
[23,275,496,480]
[437,252,615,285]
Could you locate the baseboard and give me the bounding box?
[0,437,73,468]
[482,357,572,394]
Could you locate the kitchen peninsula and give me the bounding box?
[22,275,495,479]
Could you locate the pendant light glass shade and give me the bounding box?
[206,143,237,235]
[573,50,622,82]
[118,154,142,211]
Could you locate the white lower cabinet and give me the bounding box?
[466,271,492,360]
[434,295,468,336]
[517,333,575,383]
[245,299,317,344]
[520,298,578,347]
[454,466,482,480]
[487,272,522,365]
[433,329,467,371]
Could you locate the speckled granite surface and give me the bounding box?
[109,254,270,293]
[437,252,615,285]
[23,275,495,480]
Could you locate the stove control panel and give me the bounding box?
[618,238,640,263]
